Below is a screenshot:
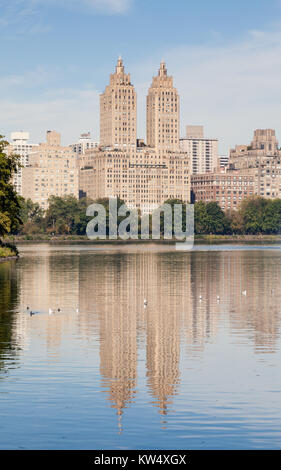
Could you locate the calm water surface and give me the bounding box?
[0,243,281,449]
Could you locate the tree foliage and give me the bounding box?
[0,136,22,237]
[17,198,45,234]
[195,201,230,235]
[8,192,281,237]
[232,196,281,234]
[44,195,94,235]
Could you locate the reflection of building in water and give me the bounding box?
[223,251,281,353]
[188,250,281,353]
[79,252,195,416]
[10,247,281,422]
[145,254,184,415]
[78,254,138,421]
[186,252,221,349]
[17,249,80,353]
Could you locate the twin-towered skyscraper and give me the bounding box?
[79,57,190,213]
[146,60,180,152]
[100,57,137,150]
[100,57,180,153]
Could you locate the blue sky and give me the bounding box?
[1,0,281,153]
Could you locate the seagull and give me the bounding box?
[242,290,247,296]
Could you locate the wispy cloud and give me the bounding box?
[132,27,281,152]
[0,66,63,89]
[0,0,132,19]
[55,0,132,14]
[0,0,51,36]
[0,87,100,144]
[2,27,281,152]
[0,0,131,36]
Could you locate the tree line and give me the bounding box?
[2,134,281,239]
[11,195,281,236]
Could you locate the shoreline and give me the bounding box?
[0,255,18,263]
[4,234,281,245]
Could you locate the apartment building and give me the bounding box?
[192,129,281,211]
[79,59,190,214]
[70,132,98,155]
[191,170,255,211]
[6,132,38,195]
[22,131,79,209]
[180,126,218,174]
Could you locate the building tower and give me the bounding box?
[146,61,180,152]
[180,126,218,174]
[7,132,38,196]
[46,130,61,146]
[251,129,279,155]
[100,57,137,151]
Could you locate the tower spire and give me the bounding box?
[147,60,179,151]
[116,56,124,74]
[100,58,136,149]
[159,60,167,77]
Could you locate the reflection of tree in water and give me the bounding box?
[0,260,19,373]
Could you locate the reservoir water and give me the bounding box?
[0,243,281,449]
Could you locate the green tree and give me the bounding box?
[0,136,22,238]
[262,199,281,234]
[205,201,230,234]
[194,201,209,234]
[45,195,88,235]
[194,201,230,234]
[159,199,189,236]
[229,209,244,234]
[44,195,98,235]
[16,197,45,234]
[238,197,268,234]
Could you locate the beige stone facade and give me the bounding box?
[79,147,189,213]
[46,130,61,147]
[146,61,180,153]
[80,59,190,213]
[100,57,137,151]
[22,131,79,209]
[251,129,279,155]
[229,129,280,161]
[192,129,281,210]
[6,132,39,196]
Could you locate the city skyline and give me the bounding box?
[2,1,281,153]
[6,56,281,216]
